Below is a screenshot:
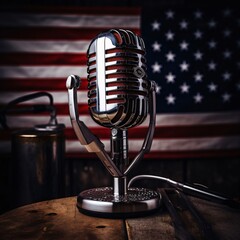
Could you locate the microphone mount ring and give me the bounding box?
[66,75,122,177]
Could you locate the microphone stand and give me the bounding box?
[111,128,128,197]
[66,75,161,218]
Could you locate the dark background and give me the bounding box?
[0,0,238,7]
[0,0,239,214]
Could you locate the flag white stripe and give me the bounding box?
[4,116,93,128]
[2,136,239,154]
[0,66,87,78]
[1,92,240,127]
[0,40,91,53]
[3,111,240,129]
[155,111,240,126]
[0,13,140,28]
[0,91,87,104]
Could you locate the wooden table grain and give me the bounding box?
[0,197,126,240]
[0,194,239,240]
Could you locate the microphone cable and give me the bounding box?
[128,174,240,209]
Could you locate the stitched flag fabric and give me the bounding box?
[0,6,239,159]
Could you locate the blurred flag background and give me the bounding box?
[0,6,239,159]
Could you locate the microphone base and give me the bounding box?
[77,187,161,218]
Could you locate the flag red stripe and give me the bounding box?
[154,124,240,138]
[66,149,240,159]
[0,6,141,15]
[0,53,87,66]
[0,27,140,40]
[0,104,89,115]
[0,78,88,91]
[64,125,240,139]
[147,150,240,159]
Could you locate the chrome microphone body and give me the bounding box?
[87,29,150,129]
[66,29,161,218]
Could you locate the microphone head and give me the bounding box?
[87,29,151,129]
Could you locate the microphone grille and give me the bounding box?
[87,29,151,129]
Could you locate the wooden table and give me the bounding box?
[0,190,240,240]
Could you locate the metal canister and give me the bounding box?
[12,124,65,207]
[0,92,66,207]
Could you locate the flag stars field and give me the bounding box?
[194,93,203,103]
[152,20,160,31]
[208,40,217,49]
[222,93,231,102]
[152,41,161,51]
[194,50,203,60]
[194,10,203,19]
[166,94,176,104]
[165,31,175,41]
[208,61,217,70]
[146,6,239,120]
[151,62,162,73]
[208,83,218,92]
[194,30,203,39]
[194,73,203,82]
[166,51,175,62]
[222,72,231,81]
[180,61,189,71]
[180,83,190,93]
[166,72,176,83]
[179,20,188,29]
[165,10,175,19]
[208,20,217,28]
[180,41,189,50]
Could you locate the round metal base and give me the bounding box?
[77,187,161,218]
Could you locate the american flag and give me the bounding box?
[0,6,239,159]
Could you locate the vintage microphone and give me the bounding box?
[66,29,161,218]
